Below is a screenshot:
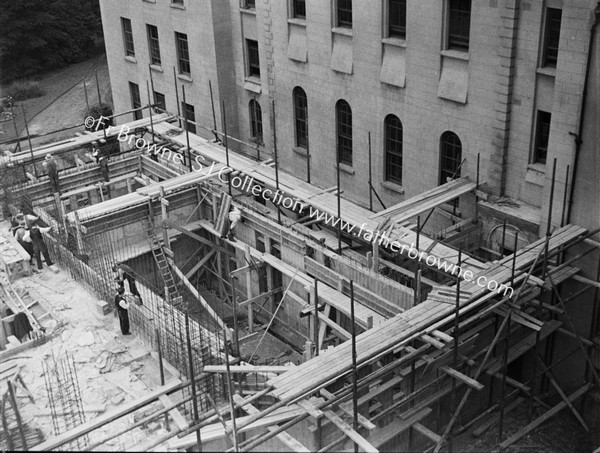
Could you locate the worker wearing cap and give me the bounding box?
[44,154,60,194]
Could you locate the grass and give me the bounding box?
[7,79,46,101]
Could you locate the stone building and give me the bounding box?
[100,0,599,240]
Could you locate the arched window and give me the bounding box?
[440,131,462,185]
[249,99,263,144]
[293,87,308,149]
[336,100,352,165]
[384,114,403,185]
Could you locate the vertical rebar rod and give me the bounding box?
[209,81,218,135]
[306,129,311,184]
[314,280,319,357]
[156,327,170,431]
[368,132,373,212]
[272,101,281,225]
[475,153,480,220]
[448,247,462,453]
[83,79,90,111]
[21,103,37,178]
[223,331,239,452]
[186,311,202,452]
[174,67,182,127]
[95,71,102,105]
[501,219,507,257]
[221,100,232,196]
[336,157,342,254]
[560,165,570,227]
[182,85,192,171]
[349,280,358,453]
[414,216,421,306]
[146,81,155,146]
[231,276,240,356]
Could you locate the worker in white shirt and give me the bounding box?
[222,205,242,241]
[114,286,131,335]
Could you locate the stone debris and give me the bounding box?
[77,331,95,346]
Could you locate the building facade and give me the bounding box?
[100,0,599,239]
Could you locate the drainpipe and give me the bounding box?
[566,2,600,224]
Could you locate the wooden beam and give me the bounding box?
[162,219,234,257]
[238,287,283,308]
[233,395,310,452]
[572,274,600,289]
[322,409,379,453]
[320,389,376,430]
[33,380,184,451]
[185,248,216,280]
[440,366,484,391]
[158,394,189,431]
[413,422,442,444]
[168,259,231,338]
[499,384,591,449]
[203,365,292,374]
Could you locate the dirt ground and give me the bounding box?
[0,49,112,148]
[1,221,182,451]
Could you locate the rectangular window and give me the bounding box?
[175,32,191,75]
[542,8,562,68]
[129,82,142,120]
[146,24,161,66]
[337,0,352,28]
[243,0,255,8]
[533,110,551,164]
[388,0,406,39]
[153,91,166,112]
[182,102,196,134]
[171,0,184,4]
[121,18,135,57]
[447,0,471,51]
[246,39,260,77]
[292,0,306,19]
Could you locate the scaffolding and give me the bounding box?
[3,107,599,452]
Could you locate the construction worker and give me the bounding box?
[7,213,19,236]
[14,223,33,263]
[112,263,143,305]
[99,155,111,198]
[222,205,242,241]
[44,154,60,194]
[114,286,131,335]
[24,220,53,270]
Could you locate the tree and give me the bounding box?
[0,0,100,83]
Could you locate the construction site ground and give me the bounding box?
[1,223,182,450]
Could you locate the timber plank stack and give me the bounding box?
[265,224,587,402]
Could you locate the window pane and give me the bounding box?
[293,0,306,19]
[337,0,352,27]
[153,91,166,112]
[129,82,142,120]
[534,111,551,164]
[385,115,403,184]
[448,0,471,51]
[440,132,462,184]
[543,8,561,67]
[336,100,352,165]
[182,102,196,134]
[175,32,190,75]
[122,18,135,57]
[247,40,260,77]
[294,88,308,148]
[250,100,263,143]
[244,0,256,8]
[147,25,161,66]
[389,0,406,38]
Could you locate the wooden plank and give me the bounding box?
[158,394,189,431]
[320,389,376,430]
[499,384,591,449]
[233,394,310,452]
[33,380,183,451]
[440,366,484,391]
[368,408,432,449]
[421,334,445,349]
[203,365,292,374]
[322,409,379,453]
[413,422,442,444]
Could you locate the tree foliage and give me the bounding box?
[0,0,101,83]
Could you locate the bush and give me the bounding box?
[8,80,45,101]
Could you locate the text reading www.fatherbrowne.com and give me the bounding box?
[90,116,513,298]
